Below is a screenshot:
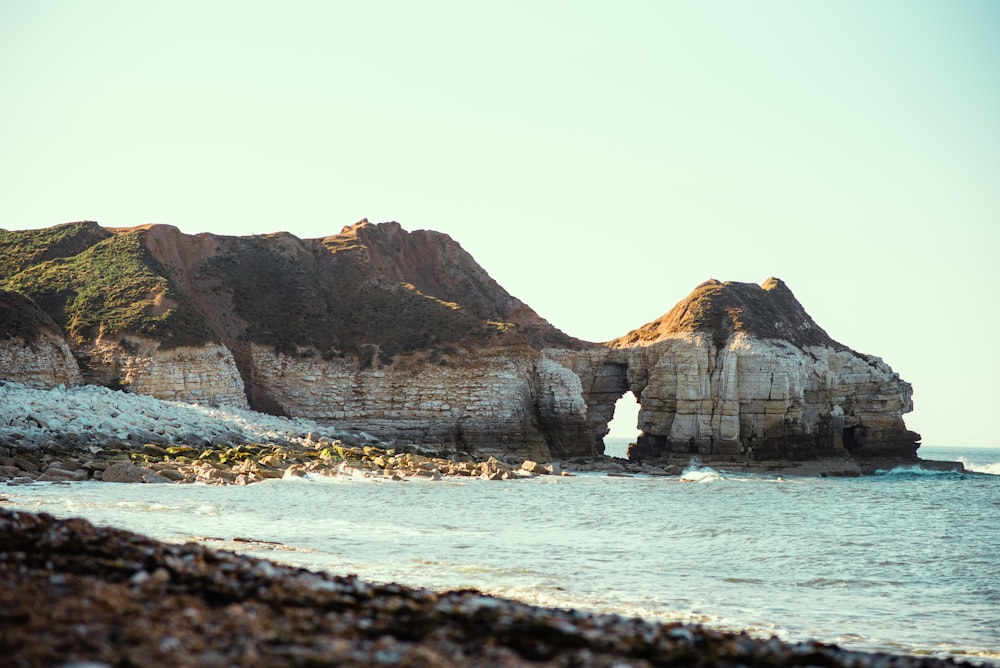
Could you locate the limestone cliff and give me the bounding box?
[0,222,921,470]
[0,289,82,388]
[593,279,919,471]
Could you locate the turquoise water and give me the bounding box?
[4,443,998,665]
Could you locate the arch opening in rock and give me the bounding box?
[604,391,641,459]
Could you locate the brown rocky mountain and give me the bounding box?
[0,220,922,473]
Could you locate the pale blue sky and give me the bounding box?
[2,1,998,445]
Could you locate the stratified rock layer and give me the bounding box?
[0,222,921,470]
[83,335,248,408]
[549,333,917,473]
[602,279,920,471]
[0,289,82,388]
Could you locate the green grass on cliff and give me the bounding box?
[2,223,519,361]
[1,227,213,347]
[0,289,59,341]
[0,221,111,279]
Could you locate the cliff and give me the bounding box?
[0,289,82,388]
[0,221,921,471]
[597,279,919,472]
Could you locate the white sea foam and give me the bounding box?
[678,468,722,483]
[959,458,1000,476]
[679,458,723,483]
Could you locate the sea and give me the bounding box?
[4,441,998,665]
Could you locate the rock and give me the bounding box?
[156,468,186,481]
[254,467,285,480]
[26,414,49,429]
[6,476,36,485]
[100,462,160,483]
[13,457,39,472]
[36,466,89,482]
[520,460,549,475]
[257,453,283,468]
[199,468,235,483]
[283,465,306,479]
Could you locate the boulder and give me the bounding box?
[100,463,161,483]
[156,468,186,482]
[520,460,549,475]
[36,467,89,482]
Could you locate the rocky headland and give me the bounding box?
[0,220,975,667]
[1,219,944,475]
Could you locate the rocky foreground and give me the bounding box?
[0,507,977,668]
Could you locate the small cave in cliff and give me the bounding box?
[605,392,641,459]
[842,425,867,454]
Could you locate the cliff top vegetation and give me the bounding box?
[0,221,581,361]
[609,277,844,350]
[0,223,213,348]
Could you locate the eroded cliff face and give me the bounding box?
[539,279,920,470]
[0,222,920,470]
[0,289,82,388]
[546,331,917,469]
[248,344,557,461]
[77,335,249,409]
[0,332,82,389]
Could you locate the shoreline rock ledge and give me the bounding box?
[1,221,946,474]
[0,507,977,667]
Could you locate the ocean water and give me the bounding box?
[3,442,998,665]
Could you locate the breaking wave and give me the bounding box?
[959,458,1000,476]
[679,458,723,483]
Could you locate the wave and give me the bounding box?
[877,460,1000,478]
[958,458,1000,476]
[874,465,965,479]
[679,458,723,483]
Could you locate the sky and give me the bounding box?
[2,1,998,446]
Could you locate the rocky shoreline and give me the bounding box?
[0,507,978,667]
[0,438,649,487]
[1,436,964,488]
[3,380,961,488]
